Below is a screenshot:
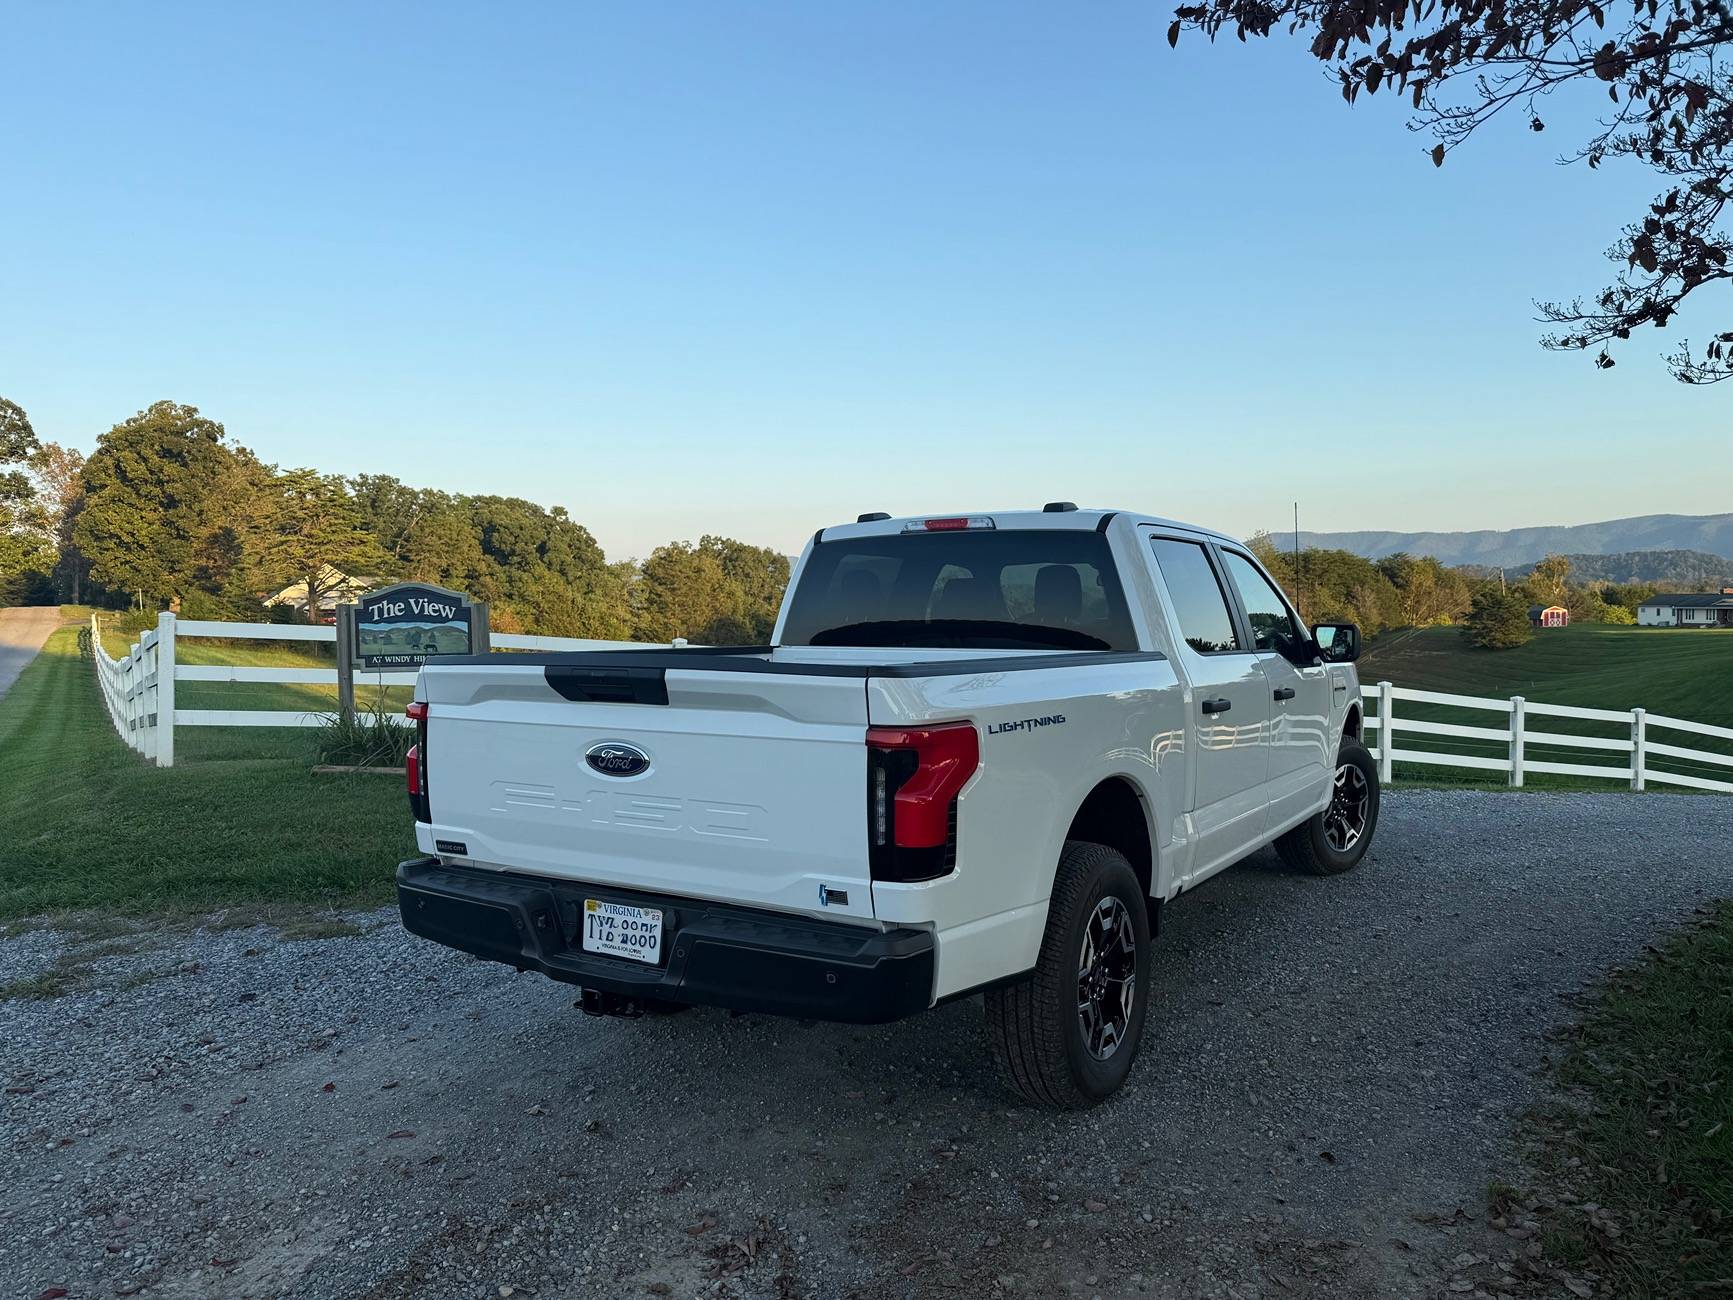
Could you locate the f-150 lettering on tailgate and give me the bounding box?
[490,781,769,841]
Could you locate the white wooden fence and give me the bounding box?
[89,619,1733,791]
[1360,681,1733,794]
[91,613,645,767]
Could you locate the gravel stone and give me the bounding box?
[2,790,1725,1298]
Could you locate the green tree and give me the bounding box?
[347,480,633,637]
[401,504,489,591]
[1376,552,1471,626]
[27,442,87,602]
[1602,581,1659,615]
[245,469,384,623]
[74,401,237,609]
[0,397,49,595]
[634,542,743,642]
[1524,554,1573,608]
[1254,537,1406,634]
[1600,603,1637,625]
[349,473,437,570]
[1464,589,1534,650]
[696,535,790,639]
[631,536,790,643]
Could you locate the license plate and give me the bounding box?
[580,899,664,965]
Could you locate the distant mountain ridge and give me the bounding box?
[1294,513,1733,568]
[1506,550,1733,586]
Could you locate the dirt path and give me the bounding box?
[0,606,61,702]
[3,789,1727,1299]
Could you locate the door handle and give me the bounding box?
[1200,697,1232,715]
[1272,687,1296,702]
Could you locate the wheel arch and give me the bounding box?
[1344,699,1363,741]
[1064,776,1157,902]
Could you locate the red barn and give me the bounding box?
[1528,604,1569,629]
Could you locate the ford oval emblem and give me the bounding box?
[585,741,651,778]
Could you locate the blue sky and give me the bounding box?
[3,3,1722,559]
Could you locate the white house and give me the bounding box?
[263,566,375,619]
[1637,589,1733,627]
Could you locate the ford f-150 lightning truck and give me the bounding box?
[396,505,1378,1106]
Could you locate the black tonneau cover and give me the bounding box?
[436,645,1167,681]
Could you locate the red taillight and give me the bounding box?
[867,723,979,847]
[923,517,970,531]
[866,723,978,883]
[406,700,429,821]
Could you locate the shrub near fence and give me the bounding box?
[91,613,646,768]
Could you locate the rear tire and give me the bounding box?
[1274,737,1380,876]
[984,841,1151,1108]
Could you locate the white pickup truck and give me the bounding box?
[397,505,1378,1106]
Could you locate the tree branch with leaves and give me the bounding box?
[1172,0,1733,380]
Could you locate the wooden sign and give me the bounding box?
[335,583,489,719]
[352,582,479,669]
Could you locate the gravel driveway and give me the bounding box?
[4,790,1727,1300]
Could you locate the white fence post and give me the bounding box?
[1377,680,1394,784]
[91,615,106,715]
[1630,707,1646,791]
[1509,696,1525,788]
[156,612,177,768]
[143,630,159,765]
[128,640,140,752]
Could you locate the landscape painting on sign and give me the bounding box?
[354,583,475,668]
[355,618,470,661]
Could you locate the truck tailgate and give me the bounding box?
[419,662,876,920]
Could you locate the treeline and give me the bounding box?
[0,398,787,643]
[1246,535,1660,642]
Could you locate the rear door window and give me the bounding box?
[781,529,1137,651]
[1149,538,1242,655]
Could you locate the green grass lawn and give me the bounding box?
[1497,903,1733,1297]
[1357,625,1733,791]
[1360,624,1733,722]
[0,624,414,920]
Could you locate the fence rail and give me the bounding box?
[1360,681,1733,793]
[89,620,1733,791]
[91,613,650,767]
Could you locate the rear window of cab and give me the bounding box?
[780,530,1137,652]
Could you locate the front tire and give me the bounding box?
[1275,737,1380,876]
[984,841,1151,1108]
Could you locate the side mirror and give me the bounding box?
[1311,623,1360,664]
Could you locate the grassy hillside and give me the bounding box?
[0,624,412,919]
[1359,624,1733,790]
[1361,624,1733,724]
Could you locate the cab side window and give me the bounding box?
[1150,538,1242,654]
[1220,550,1301,654]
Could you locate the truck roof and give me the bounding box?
[815,507,1245,548]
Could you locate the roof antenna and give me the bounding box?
[1293,501,1303,620]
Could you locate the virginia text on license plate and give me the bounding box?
[581,899,664,965]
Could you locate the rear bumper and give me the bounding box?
[396,858,936,1024]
